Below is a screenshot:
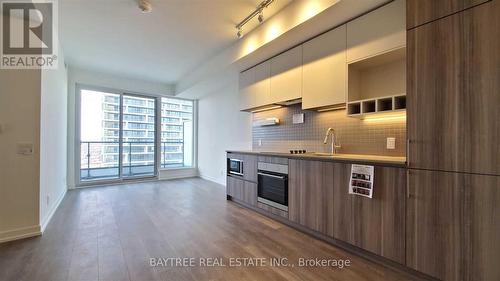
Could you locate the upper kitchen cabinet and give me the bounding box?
[302,25,346,110]
[406,0,490,29]
[270,45,302,103]
[407,1,500,175]
[238,61,271,111]
[346,0,405,63]
[238,67,255,111]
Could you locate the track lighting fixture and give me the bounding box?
[235,0,274,38]
[258,10,264,23]
[138,0,152,13]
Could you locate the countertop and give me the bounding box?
[227,150,407,167]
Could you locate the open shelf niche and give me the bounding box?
[347,47,407,118]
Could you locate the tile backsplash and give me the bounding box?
[252,104,406,157]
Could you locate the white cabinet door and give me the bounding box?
[253,61,271,108]
[302,25,347,109]
[239,67,255,111]
[270,45,302,103]
[346,0,405,63]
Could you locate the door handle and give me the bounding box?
[258,172,286,179]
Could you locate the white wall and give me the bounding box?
[39,52,68,231]
[197,73,252,185]
[66,67,176,188]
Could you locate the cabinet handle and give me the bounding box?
[406,169,411,199]
[406,139,410,167]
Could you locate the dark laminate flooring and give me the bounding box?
[0,178,415,281]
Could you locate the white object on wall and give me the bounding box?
[386,137,396,149]
[17,142,34,155]
[292,113,304,124]
[253,117,279,127]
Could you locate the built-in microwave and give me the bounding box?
[227,158,244,176]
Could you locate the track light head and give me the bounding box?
[138,0,152,13]
[237,28,243,38]
[258,11,264,23]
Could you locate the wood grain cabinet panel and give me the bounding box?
[227,176,257,207]
[270,45,302,103]
[407,1,500,175]
[333,164,406,264]
[406,0,490,29]
[346,0,406,63]
[406,169,500,281]
[288,160,334,237]
[302,25,346,109]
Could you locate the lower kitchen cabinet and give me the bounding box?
[288,159,334,237]
[406,169,500,281]
[226,176,257,207]
[333,164,406,264]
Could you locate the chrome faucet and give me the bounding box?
[323,127,341,154]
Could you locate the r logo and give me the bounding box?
[2,1,53,55]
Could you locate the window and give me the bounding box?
[161,97,194,168]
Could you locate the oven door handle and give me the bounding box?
[258,172,286,179]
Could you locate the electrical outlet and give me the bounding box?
[386,137,396,149]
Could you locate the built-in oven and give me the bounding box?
[227,158,244,176]
[257,162,288,211]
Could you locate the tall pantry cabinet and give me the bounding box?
[406,1,500,280]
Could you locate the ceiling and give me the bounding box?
[59,0,292,84]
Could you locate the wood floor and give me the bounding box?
[0,178,416,281]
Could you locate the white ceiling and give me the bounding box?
[59,0,291,84]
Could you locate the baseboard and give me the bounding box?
[40,189,67,233]
[199,173,225,186]
[159,168,199,180]
[0,225,41,243]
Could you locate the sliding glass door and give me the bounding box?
[79,88,158,183]
[121,94,156,178]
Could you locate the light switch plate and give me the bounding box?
[386,137,396,149]
[17,142,34,155]
[293,113,304,124]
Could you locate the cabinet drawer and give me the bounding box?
[227,176,257,207]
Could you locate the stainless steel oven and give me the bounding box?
[257,162,288,211]
[227,158,244,176]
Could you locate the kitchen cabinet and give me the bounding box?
[238,67,254,111]
[227,153,257,182]
[302,25,346,109]
[238,61,271,111]
[406,0,490,29]
[346,0,405,63]
[288,160,334,237]
[270,45,302,103]
[333,164,406,264]
[406,169,500,281]
[407,1,499,175]
[226,176,257,207]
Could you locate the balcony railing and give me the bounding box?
[80,141,186,181]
